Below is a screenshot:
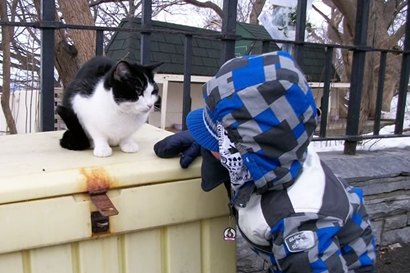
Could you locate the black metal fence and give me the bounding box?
[1,0,409,155]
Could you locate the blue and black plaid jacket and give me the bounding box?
[195,51,376,272]
[236,147,376,273]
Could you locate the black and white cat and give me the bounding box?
[57,56,161,157]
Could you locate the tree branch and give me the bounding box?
[249,0,265,24]
[89,0,120,8]
[324,0,356,37]
[312,4,343,44]
[312,4,332,25]
[0,0,18,134]
[182,0,223,18]
[387,23,406,48]
[386,1,407,32]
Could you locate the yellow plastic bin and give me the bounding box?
[0,124,235,273]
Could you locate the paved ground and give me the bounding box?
[376,243,410,273]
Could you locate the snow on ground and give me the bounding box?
[312,94,410,152]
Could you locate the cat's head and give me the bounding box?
[107,60,162,114]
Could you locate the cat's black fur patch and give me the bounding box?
[56,105,90,150]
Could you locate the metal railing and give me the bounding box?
[0,0,409,155]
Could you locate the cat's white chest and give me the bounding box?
[72,81,149,147]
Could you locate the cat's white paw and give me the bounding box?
[120,141,139,153]
[93,146,113,157]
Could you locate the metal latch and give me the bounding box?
[91,211,110,233]
[81,168,119,234]
[89,189,119,234]
[89,189,119,217]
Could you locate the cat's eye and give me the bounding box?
[135,87,143,96]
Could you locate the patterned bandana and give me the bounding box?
[217,122,255,207]
[217,122,252,192]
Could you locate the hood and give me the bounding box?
[187,51,317,192]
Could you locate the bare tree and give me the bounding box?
[249,0,266,24]
[1,0,298,134]
[164,0,265,29]
[319,0,406,132]
[31,0,96,87]
[4,0,268,88]
[1,0,18,134]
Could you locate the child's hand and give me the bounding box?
[154,130,201,168]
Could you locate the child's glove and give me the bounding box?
[153,130,201,168]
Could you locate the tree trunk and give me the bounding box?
[0,1,18,134]
[360,1,401,124]
[33,0,96,88]
[249,0,265,24]
[54,30,84,88]
[57,0,96,86]
[381,55,401,111]
[326,0,403,133]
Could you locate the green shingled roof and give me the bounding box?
[106,18,221,76]
[106,18,337,82]
[235,21,279,56]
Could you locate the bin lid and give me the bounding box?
[0,124,200,205]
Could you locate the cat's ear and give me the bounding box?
[113,61,131,81]
[145,62,163,72]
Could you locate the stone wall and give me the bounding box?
[347,174,410,245]
[320,147,410,246]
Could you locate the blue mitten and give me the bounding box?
[154,130,201,168]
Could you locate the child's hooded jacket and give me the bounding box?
[184,51,376,272]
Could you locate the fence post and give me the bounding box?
[294,0,308,67]
[343,0,370,155]
[95,30,104,56]
[373,51,387,135]
[395,1,410,134]
[262,40,270,53]
[319,46,334,138]
[40,0,56,131]
[140,0,152,65]
[182,35,193,130]
[220,0,237,64]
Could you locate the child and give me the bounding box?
[154,51,376,273]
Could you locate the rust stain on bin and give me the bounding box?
[80,168,119,217]
[80,168,116,193]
